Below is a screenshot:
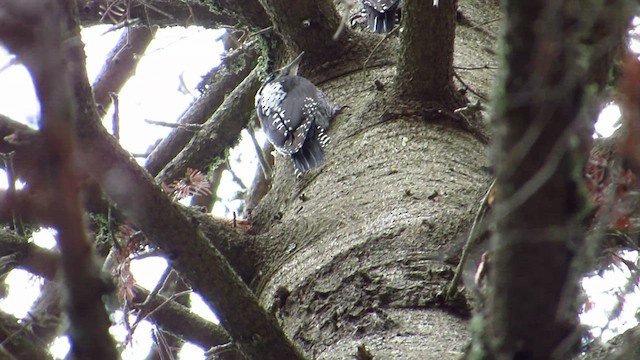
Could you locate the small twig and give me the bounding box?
[218,25,246,48]
[454,64,498,71]
[130,249,164,260]
[225,159,247,191]
[141,267,174,309]
[133,290,192,331]
[248,26,273,39]
[101,18,142,35]
[144,119,202,131]
[127,266,176,342]
[151,327,176,360]
[0,315,44,350]
[466,17,501,32]
[0,152,23,235]
[138,0,175,21]
[0,56,18,73]
[453,70,488,101]
[612,253,640,273]
[246,125,272,180]
[111,92,120,141]
[205,342,236,358]
[363,26,400,78]
[446,179,495,300]
[99,0,126,23]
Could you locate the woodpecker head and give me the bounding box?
[268,52,304,81]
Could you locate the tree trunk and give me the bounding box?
[249,10,496,357]
[1,0,632,358]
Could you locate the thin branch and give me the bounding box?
[0,311,52,360]
[60,20,304,357]
[145,47,259,177]
[93,25,156,113]
[0,237,232,352]
[454,64,498,70]
[0,1,118,358]
[75,0,242,28]
[144,119,202,131]
[246,125,272,180]
[453,71,488,101]
[155,69,262,183]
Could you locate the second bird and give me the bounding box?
[361,0,402,33]
[255,53,338,177]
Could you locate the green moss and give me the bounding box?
[253,34,281,81]
[199,0,224,15]
[89,212,115,257]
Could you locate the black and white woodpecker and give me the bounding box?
[255,52,338,177]
[361,0,402,33]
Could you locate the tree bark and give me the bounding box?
[1,0,633,359]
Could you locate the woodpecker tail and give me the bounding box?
[366,5,398,33]
[292,127,331,177]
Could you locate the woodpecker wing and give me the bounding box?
[256,71,337,176]
[257,75,328,156]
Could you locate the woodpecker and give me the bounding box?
[361,0,401,33]
[255,53,338,177]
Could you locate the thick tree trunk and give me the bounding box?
[251,53,492,360]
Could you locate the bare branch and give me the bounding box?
[45,7,304,355]
[145,47,259,177]
[0,1,118,358]
[155,69,261,183]
[93,25,157,112]
[75,0,240,28]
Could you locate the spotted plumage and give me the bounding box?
[255,53,337,177]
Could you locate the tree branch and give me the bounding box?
[145,47,259,177]
[0,311,52,360]
[130,285,232,352]
[487,1,631,358]
[56,8,304,359]
[257,0,346,62]
[155,68,261,183]
[75,0,238,28]
[0,230,59,279]
[396,0,462,107]
[0,2,118,359]
[0,233,237,354]
[0,115,258,284]
[92,25,157,112]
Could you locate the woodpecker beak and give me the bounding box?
[280,52,304,76]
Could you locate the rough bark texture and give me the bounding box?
[247,1,499,355]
